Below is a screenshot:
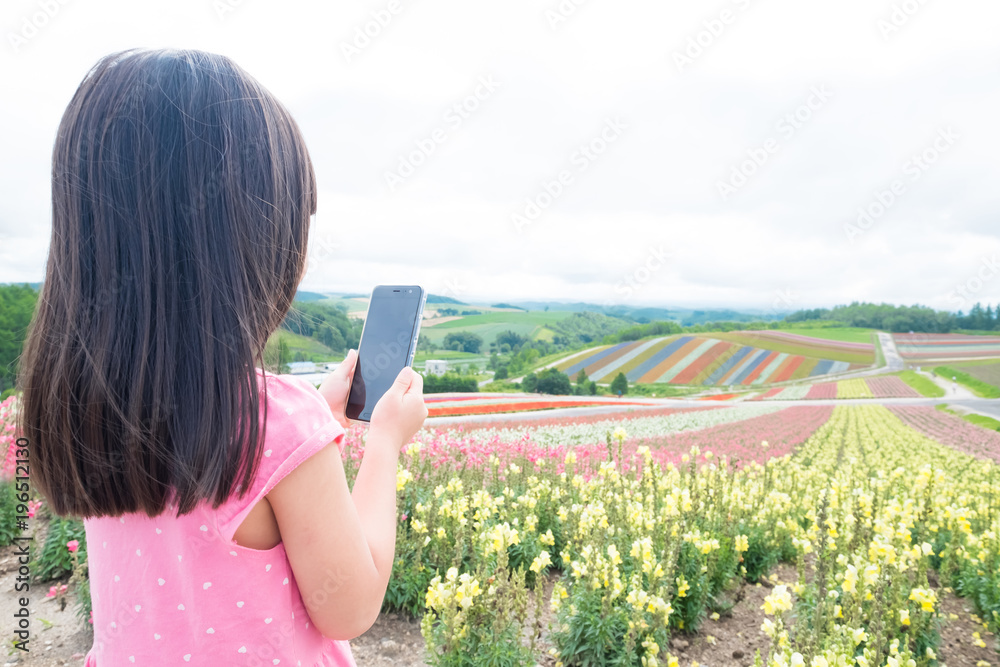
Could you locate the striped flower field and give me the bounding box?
[751,375,921,400]
[893,333,1000,362]
[554,334,869,388]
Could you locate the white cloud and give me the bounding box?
[1,0,999,311]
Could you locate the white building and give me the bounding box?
[286,361,317,374]
[424,360,448,376]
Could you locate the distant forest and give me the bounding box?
[785,301,1000,333]
[2,284,999,396]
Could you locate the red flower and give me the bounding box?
[67,540,79,553]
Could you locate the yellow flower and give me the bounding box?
[735,535,749,553]
[675,575,690,598]
[899,609,910,626]
[842,564,858,593]
[530,551,552,574]
[908,587,936,613]
[396,467,413,491]
[762,585,793,615]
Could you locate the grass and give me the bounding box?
[478,380,530,393]
[952,359,1000,389]
[267,330,339,362]
[415,350,486,362]
[933,366,1000,399]
[963,413,1000,431]
[873,332,885,368]
[935,404,1000,432]
[945,357,1000,367]
[894,370,945,398]
[772,326,877,344]
[420,311,576,347]
[624,383,701,398]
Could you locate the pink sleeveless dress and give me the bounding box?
[82,370,357,666]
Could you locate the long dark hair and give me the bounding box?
[17,48,317,518]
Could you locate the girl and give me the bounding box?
[17,48,427,665]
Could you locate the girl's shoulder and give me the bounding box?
[211,369,345,540]
[254,368,341,444]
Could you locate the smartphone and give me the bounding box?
[346,285,427,422]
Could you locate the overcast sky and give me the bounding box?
[1,0,999,311]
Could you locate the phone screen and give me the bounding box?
[346,285,426,422]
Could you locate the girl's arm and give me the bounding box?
[267,366,426,640]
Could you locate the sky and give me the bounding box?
[1,0,998,312]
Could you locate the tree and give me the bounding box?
[443,331,483,354]
[611,372,628,396]
[495,330,527,351]
[423,372,479,393]
[0,284,39,393]
[521,372,538,393]
[494,366,508,380]
[536,368,572,395]
[278,337,291,374]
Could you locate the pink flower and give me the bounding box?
[27,500,42,518]
[67,540,79,553]
[46,584,68,597]
[88,610,94,625]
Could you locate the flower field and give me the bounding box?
[553,334,869,387]
[426,397,656,417]
[751,377,921,401]
[894,333,1000,362]
[888,405,1000,464]
[431,403,785,448]
[362,403,1000,665]
[5,392,1000,666]
[836,379,873,399]
[865,377,920,398]
[806,382,838,399]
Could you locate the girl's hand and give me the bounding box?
[318,349,358,428]
[369,367,427,449]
